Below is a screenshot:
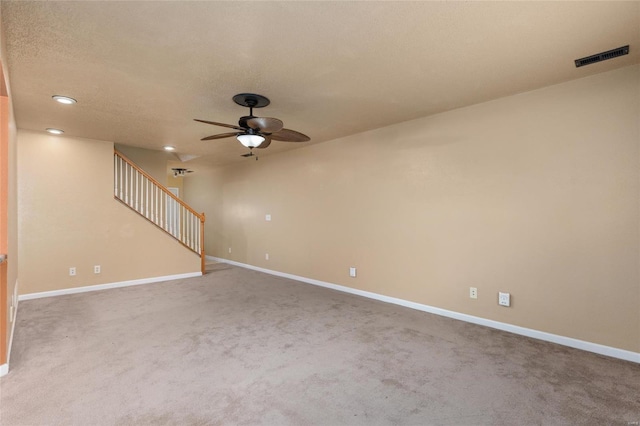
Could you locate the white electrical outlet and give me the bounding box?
[265,253,269,260]
[265,214,271,221]
[498,292,511,307]
[228,247,232,254]
[349,267,357,278]
[470,287,478,299]
[94,265,101,274]
[69,267,76,276]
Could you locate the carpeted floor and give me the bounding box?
[1,264,639,425]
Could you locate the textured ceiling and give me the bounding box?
[2,1,639,166]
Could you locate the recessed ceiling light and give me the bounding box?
[163,146,176,151]
[52,95,77,105]
[46,128,64,135]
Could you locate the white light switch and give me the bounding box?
[265,214,271,221]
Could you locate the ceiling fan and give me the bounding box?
[171,168,193,177]
[195,93,310,157]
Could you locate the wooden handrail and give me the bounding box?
[114,150,205,221]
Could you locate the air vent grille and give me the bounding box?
[575,45,629,68]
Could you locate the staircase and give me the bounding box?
[113,150,206,274]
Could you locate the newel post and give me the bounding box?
[200,212,206,275]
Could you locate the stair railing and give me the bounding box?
[114,150,206,274]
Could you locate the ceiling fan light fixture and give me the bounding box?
[237,133,265,148]
[52,95,77,105]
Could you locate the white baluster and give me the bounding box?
[153,185,157,223]
[136,170,140,212]
[132,169,136,210]
[145,179,149,219]
[114,154,118,196]
[125,163,129,204]
[124,164,128,204]
[197,219,201,253]
[187,212,191,247]
[158,186,161,227]
[178,205,183,241]
[168,194,171,234]
[154,183,157,224]
[119,157,123,200]
[161,190,166,231]
[129,166,134,207]
[190,214,193,249]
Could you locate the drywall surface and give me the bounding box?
[213,65,640,352]
[18,131,201,294]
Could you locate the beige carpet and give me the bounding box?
[1,264,639,425]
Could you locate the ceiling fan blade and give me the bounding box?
[256,135,272,149]
[270,128,310,142]
[194,119,243,131]
[201,132,238,141]
[246,117,283,133]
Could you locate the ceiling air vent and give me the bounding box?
[574,45,629,68]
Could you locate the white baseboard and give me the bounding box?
[1,280,19,378]
[208,256,640,364]
[1,312,16,377]
[18,272,202,301]
[7,280,18,366]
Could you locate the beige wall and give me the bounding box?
[205,65,639,353]
[18,131,201,294]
